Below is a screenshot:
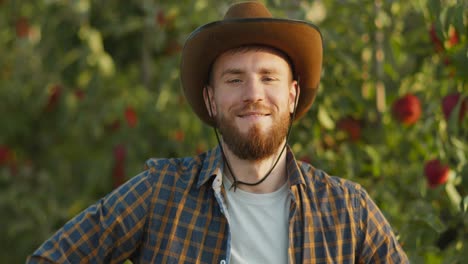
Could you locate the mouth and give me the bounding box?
[237,112,271,118]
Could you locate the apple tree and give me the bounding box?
[0,0,466,263]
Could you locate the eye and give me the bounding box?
[262,76,278,82]
[227,78,242,84]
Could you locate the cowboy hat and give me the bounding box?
[180,1,323,126]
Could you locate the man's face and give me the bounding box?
[204,48,298,161]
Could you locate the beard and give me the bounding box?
[216,102,291,161]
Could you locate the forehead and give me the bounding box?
[211,46,294,77]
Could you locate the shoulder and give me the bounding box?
[145,153,205,171]
[297,161,368,206]
[142,152,209,186]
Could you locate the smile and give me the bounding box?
[238,112,271,117]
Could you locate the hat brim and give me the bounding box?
[181,18,323,126]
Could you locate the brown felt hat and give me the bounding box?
[180,1,323,126]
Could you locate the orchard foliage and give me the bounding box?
[0,0,466,263]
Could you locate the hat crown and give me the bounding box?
[224,2,272,19]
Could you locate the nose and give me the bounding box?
[241,77,264,103]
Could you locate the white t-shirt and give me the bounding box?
[223,175,291,264]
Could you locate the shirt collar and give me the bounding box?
[285,146,306,186]
[197,145,224,188]
[196,144,306,188]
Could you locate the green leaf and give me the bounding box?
[427,0,441,17]
[445,182,462,212]
[449,4,465,34]
[411,204,446,233]
[363,145,381,177]
[463,196,468,213]
[317,106,335,130]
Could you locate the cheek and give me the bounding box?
[271,92,291,112]
[212,98,230,118]
[215,93,236,112]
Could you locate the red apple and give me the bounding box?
[112,144,126,188]
[113,144,126,162]
[429,23,444,53]
[442,93,467,122]
[447,26,459,48]
[73,89,85,101]
[45,84,62,112]
[106,120,121,133]
[15,17,30,38]
[112,163,125,188]
[392,94,422,125]
[174,130,185,142]
[443,57,452,66]
[156,10,166,26]
[0,145,11,165]
[424,159,450,188]
[125,107,138,128]
[337,116,361,142]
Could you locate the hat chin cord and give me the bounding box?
[207,84,299,191]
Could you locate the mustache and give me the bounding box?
[233,102,272,116]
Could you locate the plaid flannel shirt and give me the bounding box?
[27,145,408,263]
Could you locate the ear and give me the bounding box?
[289,80,300,114]
[203,86,217,117]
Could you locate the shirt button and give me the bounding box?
[214,178,221,188]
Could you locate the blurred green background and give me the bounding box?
[1,0,467,263]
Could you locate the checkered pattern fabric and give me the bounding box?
[27,146,408,263]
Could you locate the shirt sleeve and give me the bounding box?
[357,189,409,263]
[26,170,154,264]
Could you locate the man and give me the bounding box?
[28,2,408,263]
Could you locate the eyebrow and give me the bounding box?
[220,67,280,78]
[258,68,279,75]
[220,68,244,77]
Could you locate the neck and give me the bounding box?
[221,140,288,194]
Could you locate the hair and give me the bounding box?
[207,45,295,86]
